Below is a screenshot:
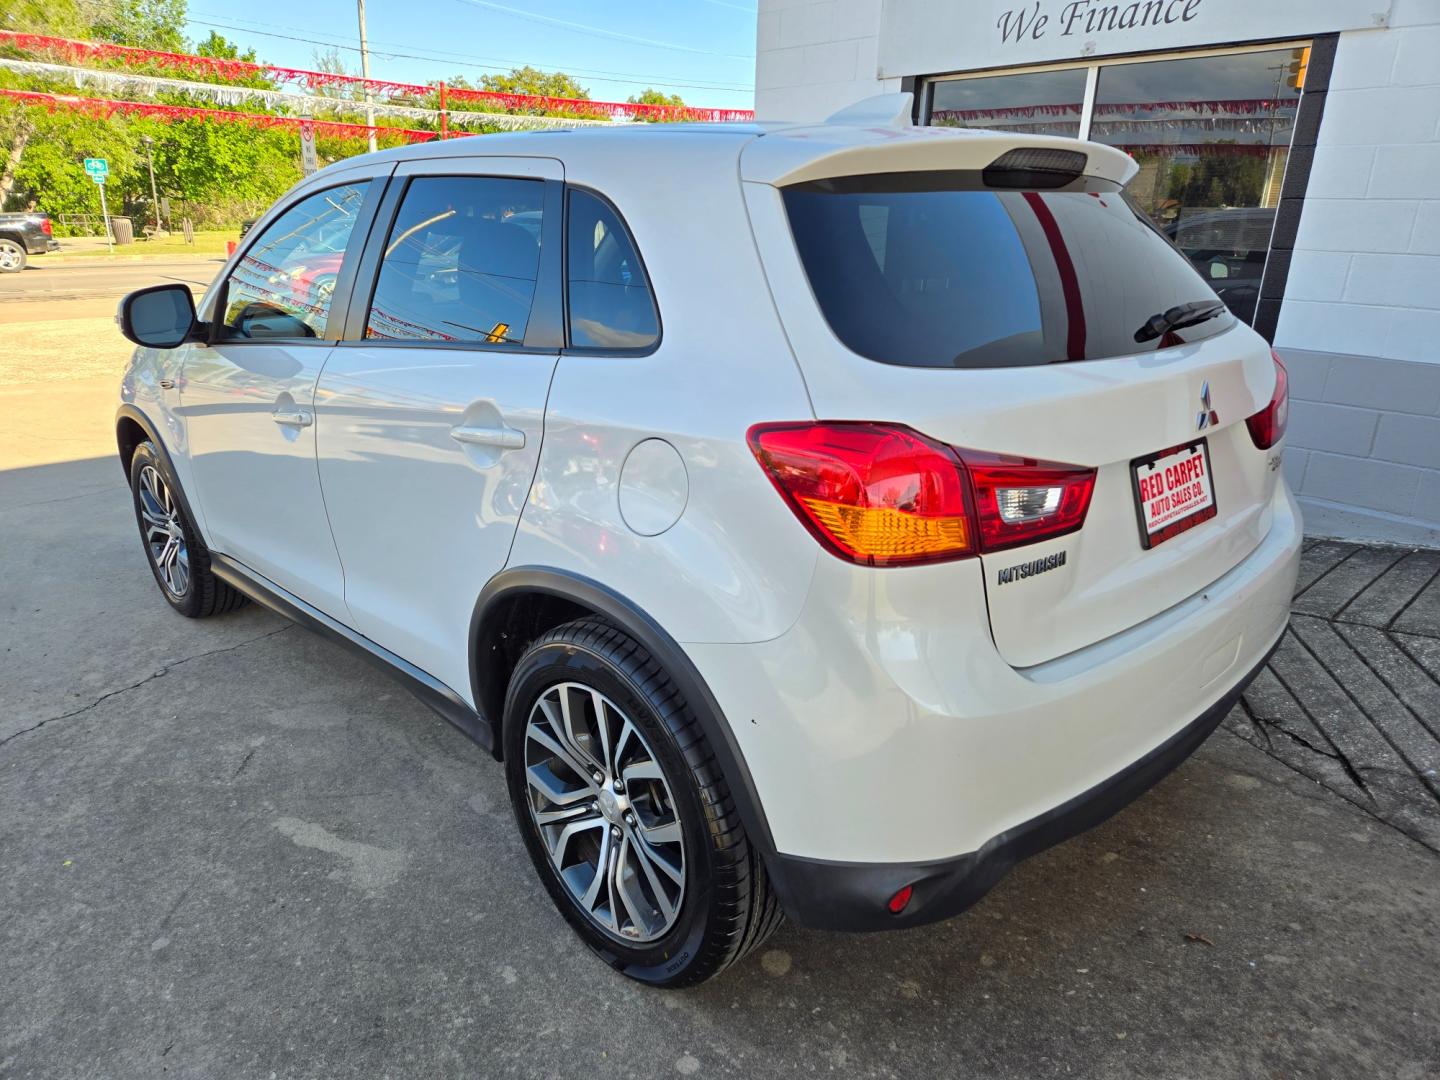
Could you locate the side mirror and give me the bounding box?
[118,284,200,349]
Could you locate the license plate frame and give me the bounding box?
[1130,438,1218,550]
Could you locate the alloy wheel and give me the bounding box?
[522,682,686,943]
[0,240,23,272]
[137,464,190,598]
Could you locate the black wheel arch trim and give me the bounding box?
[471,566,780,859]
[116,405,204,536]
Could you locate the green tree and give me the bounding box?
[90,0,188,51]
[627,88,684,108]
[0,0,98,37]
[479,66,588,100]
[194,30,256,62]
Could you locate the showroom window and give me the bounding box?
[930,68,1088,139]
[922,44,1310,326]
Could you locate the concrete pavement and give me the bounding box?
[2,316,1439,1079]
[0,256,221,305]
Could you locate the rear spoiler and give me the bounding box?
[740,122,1138,190]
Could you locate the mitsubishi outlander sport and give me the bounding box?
[115,96,1301,987]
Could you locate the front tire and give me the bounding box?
[504,618,783,987]
[128,441,247,618]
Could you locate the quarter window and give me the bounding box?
[221,182,369,340]
[365,176,545,345]
[566,189,658,350]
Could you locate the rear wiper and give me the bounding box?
[1133,300,1228,343]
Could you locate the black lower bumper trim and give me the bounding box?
[766,636,1280,932]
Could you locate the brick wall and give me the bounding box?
[755,0,891,121]
[1275,1,1440,546]
[753,0,1440,545]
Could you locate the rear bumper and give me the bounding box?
[684,480,1301,929]
[765,636,1277,931]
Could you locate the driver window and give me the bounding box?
[220,181,370,341]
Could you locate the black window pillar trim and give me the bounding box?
[339,174,408,343]
[1253,33,1336,344]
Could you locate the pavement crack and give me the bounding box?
[232,746,258,779]
[0,624,292,749]
[1261,643,1376,800]
[1219,729,1440,857]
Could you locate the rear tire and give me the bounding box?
[0,238,26,273]
[504,618,783,987]
[128,441,247,618]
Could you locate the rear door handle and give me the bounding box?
[450,424,525,451]
[272,409,313,427]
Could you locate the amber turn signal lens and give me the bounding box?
[748,422,975,568]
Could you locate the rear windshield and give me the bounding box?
[782,173,1235,368]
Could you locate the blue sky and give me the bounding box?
[183,0,759,109]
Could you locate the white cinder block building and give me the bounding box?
[756,0,1440,545]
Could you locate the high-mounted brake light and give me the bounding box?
[1245,351,1289,451]
[748,422,1096,566]
[983,147,1088,190]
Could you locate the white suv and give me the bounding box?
[116,98,1301,987]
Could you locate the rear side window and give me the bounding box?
[782,174,1234,368]
[365,176,544,345]
[566,189,658,351]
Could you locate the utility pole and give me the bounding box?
[141,135,161,235]
[357,0,377,153]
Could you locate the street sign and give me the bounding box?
[83,157,108,180]
[91,173,106,185]
[299,120,318,177]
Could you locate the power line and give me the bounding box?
[186,16,754,93]
[446,0,755,60]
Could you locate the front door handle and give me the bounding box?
[272,409,313,427]
[450,424,525,451]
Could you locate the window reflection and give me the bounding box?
[365,176,544,345]
[223,182,369,340]
[930,69,1087,138]
[1090,49,1304,323]
[566,190,658,350]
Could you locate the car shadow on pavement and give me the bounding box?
[2,454,1438,1080]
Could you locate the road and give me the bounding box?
[0,256,221,312]
[1,307,1439,1079]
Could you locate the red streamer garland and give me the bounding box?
[0,87,438,143]
[0,30,755,124]
[931,98,1295,121]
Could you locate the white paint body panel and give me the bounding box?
[180,340,349,616]
[314,347,557,701]
[686,480,1301,863]
[120,122,1303,870]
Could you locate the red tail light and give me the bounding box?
[40,217,52,235]
[1245,351,1289,450]
[747,422,1095,566]
[964,452,1097,553]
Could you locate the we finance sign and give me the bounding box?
[877,0,1391,76]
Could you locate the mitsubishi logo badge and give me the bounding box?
[1197,381,1219,431]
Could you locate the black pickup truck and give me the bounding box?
[0,212,61,272]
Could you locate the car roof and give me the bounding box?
[328,116,1138,189]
